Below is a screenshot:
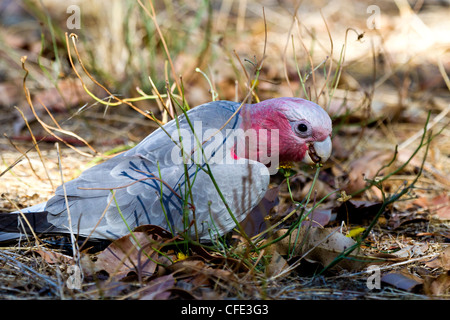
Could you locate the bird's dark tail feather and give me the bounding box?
[0,212,111,252]
[0,211,56,240]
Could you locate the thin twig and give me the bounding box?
[136,0,182,95]
[65,33,163,125]
[55,143,78,258]
[14,105,55,190]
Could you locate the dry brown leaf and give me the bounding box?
[331,135,351,160]
[167,256,238,291]
[86,280,131,299]
[139,274,176,300]
[204,267,235,281]
[167,258,206,276]
[269,226,366,271]
[431,194,450,220]
[0,82,22,107]
[302,209,332,228]
[343,150,393,195]
[424,272,450,296]
[266,250,288,278]
[303,228,366,271]
[425,247,450,270]
[189,245,250,274]
[94,232,160,278]
[190,271,212,287]
[397,149,450,189]
[91,224,180,280]
[387,210,429,230]
[34,249,73,264]
[413,194,450,220]
[392,243,429,259]
[370,252,407,262]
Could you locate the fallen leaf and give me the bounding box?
[392,243,429,259]
[94,232,158,278]
[424,272,450,296]
[299,180,336,202]
[93,226,177,279]
[302,209,332,228]
[269,226,366,271]
[413,194,450,220]
[34,249,73,264]
[190,271,212,287]
[425,247,450,270]
[133,224,175,238]
[167,258,206,276]
[343,151,393,195]
[387,210,429,230]
[331,135,351,160]
[139,274,176,300]
[303,227,365,271]
[187,243,249,273]
[397,149,450,189]
[431,194,450,220]
[412,196,429,208]
[85,280,131,299]
[266,250,288,278]
[166,255,240,293]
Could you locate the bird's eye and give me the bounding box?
[297,123,308,132]
[293,121,311,137]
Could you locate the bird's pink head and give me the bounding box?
[238,97,332,167]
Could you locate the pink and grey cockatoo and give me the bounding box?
[0,98,332,242]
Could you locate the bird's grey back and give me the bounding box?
[43,101,269,241]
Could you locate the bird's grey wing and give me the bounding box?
[45,153,269,241]
[44,154,184,239]
[42,100,256,240]
[189,157,270,241]
[123,100,242,159]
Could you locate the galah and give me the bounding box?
[0,98,332,242]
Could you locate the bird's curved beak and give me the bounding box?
[303,136,332,165]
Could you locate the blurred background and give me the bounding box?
[0,0,449,209]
